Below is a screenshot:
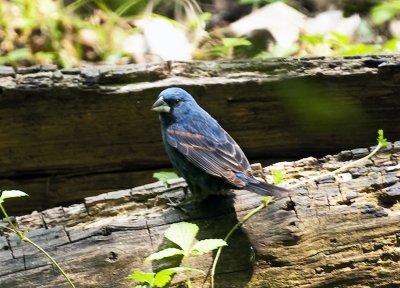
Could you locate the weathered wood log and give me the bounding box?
[1,143,399,287]
[1,56,400,214]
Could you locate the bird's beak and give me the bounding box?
[151,97,171,113]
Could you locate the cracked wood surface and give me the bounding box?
[1,56,400,214]
[1,143,400,287]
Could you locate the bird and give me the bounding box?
[152,87,287,204]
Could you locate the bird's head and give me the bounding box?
[152,87,196,118]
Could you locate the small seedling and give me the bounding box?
[271,169,285,184]
[0,190,75,288]
[377,129,388,147]
[209,37,252,59]
[129,222,226,288]
[153,171,179,186]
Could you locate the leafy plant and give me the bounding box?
[209,37,252,59]
[129,268,189,288]
[328,32,380,56]
[271,170,285,184]
[153,171,179,182]
[153,171,179,185]
[377,129,388,147]
[0,190,76,287]
[147,222,226,261]
[299,32,383,57]
[129,222,226,287]
[255,43,299,59]
[371,0,400,25]
[286,130,389,190]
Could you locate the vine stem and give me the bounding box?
[287,143,383,190]
[180,255,192,288]
[209,198,273,288]
[0,203,76,288]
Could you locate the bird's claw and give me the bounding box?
[166,198,191,214]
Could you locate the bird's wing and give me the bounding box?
[166,127,251,188]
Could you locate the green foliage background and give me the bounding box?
[0,0,400,67]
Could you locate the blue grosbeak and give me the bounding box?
[152,87,287,203]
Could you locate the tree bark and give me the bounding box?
[1,143,399,287]
[1,56,400,214]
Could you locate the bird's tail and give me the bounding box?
[235,172,288,197]
[245,180,289,197]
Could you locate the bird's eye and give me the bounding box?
[172,99,181,106]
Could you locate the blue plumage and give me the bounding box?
[152,87,286,202]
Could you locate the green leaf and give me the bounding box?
[199,12,212,24]
[0,190,28,204]
[164,222,199,254]
[383,38,400,52]
[153,172,179,184]
[329,32,350,48]
[145,248,184,262]
[0,48,31,64]
[334,44,380,56]
[300,34,325,45]
[190,239,227,255]
[271,170,285,184]
[222,37,251,48]
[153,269,178,287]
[153,267,206,287]
[128,271,155,285]
[371,2,400,25]
[377,129,388,148]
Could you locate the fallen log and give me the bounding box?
[1,142,399,287]
[1,56,400,214]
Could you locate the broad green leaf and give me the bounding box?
[0,48,31,64]
[153,172,179,183]
[199,12,212,24]
[190,239,227,255]
[334,44,380,56]
[0,190,28,204]
[164,222,199,254]
[271,170,285,184]
[384,38,400,52]
[145,248,183,262]
[153,269,178,287]
[300,34,324,45]
[128,271,155,285]
[377,129,388,148]
[256,43,299,59]
[371,2,400,25]
[329,32,350,48]
[222,37,251,48]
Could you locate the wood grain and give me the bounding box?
[1,143,399,287]
[1,56,400,214]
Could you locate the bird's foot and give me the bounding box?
[165,198,195,214]
[165,195,203,213]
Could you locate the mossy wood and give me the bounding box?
[1,144,400,287]
[0,56,400,213]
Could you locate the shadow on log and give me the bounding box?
[1,56,400,213]
[1,143,400,287]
